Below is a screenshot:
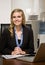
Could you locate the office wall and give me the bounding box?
[39,0,45,13]
[11,0,34,21]
[0,0,11,24]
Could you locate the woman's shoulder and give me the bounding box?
[23,25,30,31]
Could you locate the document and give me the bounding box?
[2,54,30,59]
[2,55,25,59]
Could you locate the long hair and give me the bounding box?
[9,8,26,37]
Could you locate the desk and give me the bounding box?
[3,59,45,65]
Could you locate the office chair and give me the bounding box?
[1,24,33,33]
[1,24,34,46]
[1,24,34,44]
[0,24,1,40]
[1,24,10,34]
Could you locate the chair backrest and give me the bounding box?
[1,24,34,43]
[0,24,1,37]
[1,24,33,33]
[26,24,33,30]
[1,24,10,33]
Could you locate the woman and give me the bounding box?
[0,9,34,55]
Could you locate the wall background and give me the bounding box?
[0,0,11,24]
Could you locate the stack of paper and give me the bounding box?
[2,54,30,59]
[2,55,26,59]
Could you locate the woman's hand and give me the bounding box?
[11,47,21,55]
[11,47,26,55]
[20,51,26,55]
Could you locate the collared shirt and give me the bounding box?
[14,27,23,47]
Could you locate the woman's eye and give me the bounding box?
[18,16,21,18]
[13,16,16,18]
[12,16,21,18]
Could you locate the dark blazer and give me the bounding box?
[0,25,34,55]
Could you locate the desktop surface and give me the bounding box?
[3,58,45,65]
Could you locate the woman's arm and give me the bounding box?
[23,28,34,54]
[0,29,13,55]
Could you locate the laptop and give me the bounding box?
[16,43,45,62]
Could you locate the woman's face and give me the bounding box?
[12,12,23,26]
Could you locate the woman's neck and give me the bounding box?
[15,25,22,32]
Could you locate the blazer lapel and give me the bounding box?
[11,28,17,47]
[21,26,26,48]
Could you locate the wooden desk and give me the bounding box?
[3,59,45,65]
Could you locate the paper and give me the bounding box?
[2,55,25,59]
[2,54,30,59]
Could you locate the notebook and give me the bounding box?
[16,43,45,62]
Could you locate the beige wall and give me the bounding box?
[39,0,45,12]
[0,0,11,24]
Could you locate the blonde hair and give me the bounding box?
[9,8,26,36]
